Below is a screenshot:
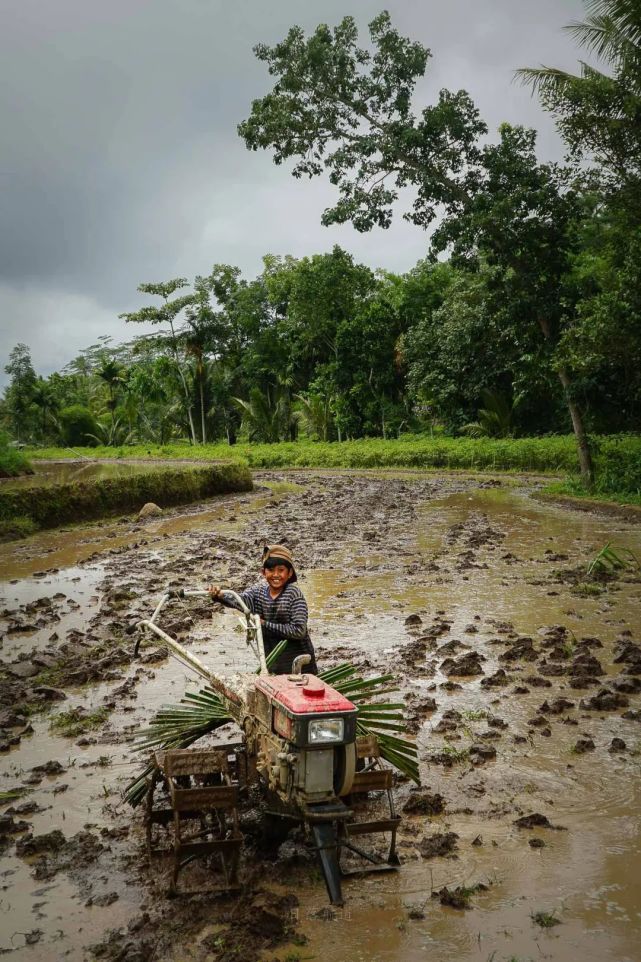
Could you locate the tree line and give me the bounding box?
[2,2,639,488]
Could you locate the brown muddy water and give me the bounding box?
[1,470,640,962]
[0,459,175,489]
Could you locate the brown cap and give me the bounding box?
[261,544,297,582]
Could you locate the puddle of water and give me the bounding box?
[0,479,305,582]
[0,565,105,660]
[1,459,172,489]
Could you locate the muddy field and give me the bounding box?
[1,470,641,962]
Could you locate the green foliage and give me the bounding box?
[25,433,641,499]
[58,405,99,447]
[0,789,29,803]
[3,344,38,442]
[295,392,334,441]
[18,434,597,471]
[591,434,641,493]
[4,11,641,474]
[0,463,253,538]
[531,909,562,928]
[460,390,516,438]
[587,541,639,575]
[238,11,607,485]
[49,707,110,737]
[86,416,134,448]
[518,0,641,214]
[0,516,38,542]
[233,385,293,443]
[0,432,33,478]
[239,12,486,230]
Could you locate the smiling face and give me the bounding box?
[263,562,292,595]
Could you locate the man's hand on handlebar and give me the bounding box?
[208,585,223,601]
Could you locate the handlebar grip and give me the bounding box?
[166,589,185,599]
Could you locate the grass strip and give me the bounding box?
[0,462,252,540]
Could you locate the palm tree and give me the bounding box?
[121,279,199,445]
[31,379,59,441]
[460,389,516,438]
[233,385,291,443]
[517,0,641,196]
[519,1,640,88]
[96,358,125,433]
[295,391,334,441]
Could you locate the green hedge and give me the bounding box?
[0,463,253,534]
[30,435,581,472]
[591,435,641,496]
[25,434,641,496]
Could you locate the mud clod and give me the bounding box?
[16,829,66,856]
[419,832,459,858]
[469,744,496,765]
[441,651,485,676]
[403,790,446,816]
[481,669,510,688]
[573,737,596,753]
[432,882,488,909]
[539,697,574,714]
[580,689,629,711]
[514,814,554,830]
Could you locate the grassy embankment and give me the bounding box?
[0,463,253,542]
[28,434,641,504]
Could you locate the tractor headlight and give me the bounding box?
[308,717,344,744]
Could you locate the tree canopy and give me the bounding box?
[2,3,640,482]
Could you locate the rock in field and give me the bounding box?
[138,502,162,519]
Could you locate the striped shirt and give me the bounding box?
[220,582,317,674]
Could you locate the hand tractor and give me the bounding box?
[133,586,417,903]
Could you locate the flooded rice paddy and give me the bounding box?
[0,459,178,489]
[1,468,640,961]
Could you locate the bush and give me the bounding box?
[0,516,38,541]
[0,463,253,538]
[58,405,99,447]
[28,435,581,472]
[0,432,33,478]
[592,435,641,496]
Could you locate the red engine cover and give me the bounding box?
[255,674,355,716]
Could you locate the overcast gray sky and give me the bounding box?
[0,0,586,384]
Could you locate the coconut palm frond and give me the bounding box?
[587,541,639,576]
[123,685,232,807]
[515,64,583,96]
[319,665,420,784]
[124,659,419,807]
[566,7,641,65]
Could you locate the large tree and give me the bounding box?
[239,12,485,232]
[120,279,199,444]
[239,11,596,483]
[3,344,37,442]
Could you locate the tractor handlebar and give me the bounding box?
[132,585,267,674]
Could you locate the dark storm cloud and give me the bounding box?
[0,0,586,380]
